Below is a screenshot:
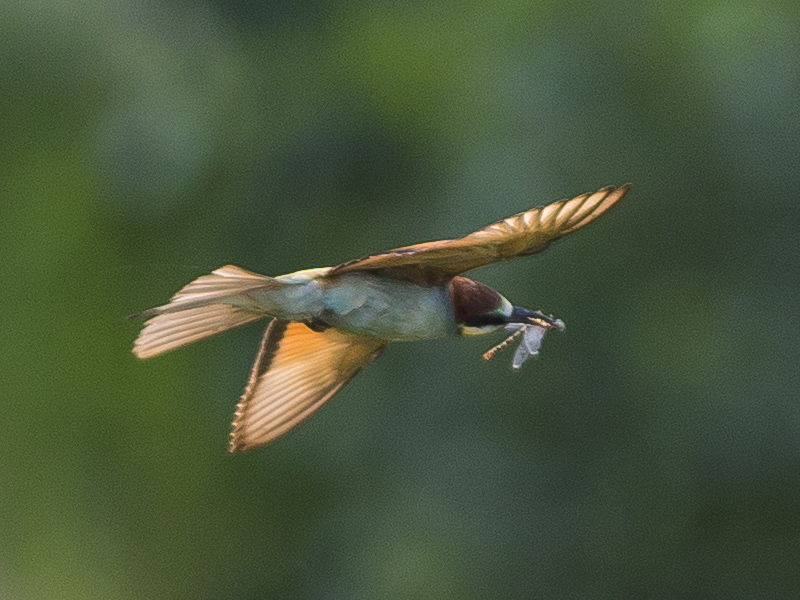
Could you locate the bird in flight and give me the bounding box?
[131,184,629,451]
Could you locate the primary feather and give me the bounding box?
[331,184,629,282]
[230,320,386,451]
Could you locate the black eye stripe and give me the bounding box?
[463,314,506,327]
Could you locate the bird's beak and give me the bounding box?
[509,307,564,330]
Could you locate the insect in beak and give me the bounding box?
[483,313,565,369]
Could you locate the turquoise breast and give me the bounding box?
[321,273,456,340]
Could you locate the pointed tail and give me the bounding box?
[130,265,283,359]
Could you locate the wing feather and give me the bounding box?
[331,184,629,281]
[229,320,387,452]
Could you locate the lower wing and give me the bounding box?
[230,320,387,452]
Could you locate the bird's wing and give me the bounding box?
[331,184,629,282]
[229,320,387,452]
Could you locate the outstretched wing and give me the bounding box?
[331,184,629,282]
[230,320,387,452]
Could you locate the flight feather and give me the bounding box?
[331,184,629,281]
[230,320,387,452]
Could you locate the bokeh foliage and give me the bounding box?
[2,0,799,598]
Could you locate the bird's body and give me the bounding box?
[290,270,456,340]
[131,184,630,451]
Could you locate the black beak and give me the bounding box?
[509,306,561,328]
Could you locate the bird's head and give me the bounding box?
[450,276,554,336]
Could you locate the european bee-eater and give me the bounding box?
[131,184,629,451]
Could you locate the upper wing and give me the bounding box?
[331,185,630,282]
[229,320,387,452]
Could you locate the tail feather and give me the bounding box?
[131,265,280,359]
[144,265,281,315]
[133,305,263,358]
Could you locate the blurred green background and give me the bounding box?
[2,0,799,598]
